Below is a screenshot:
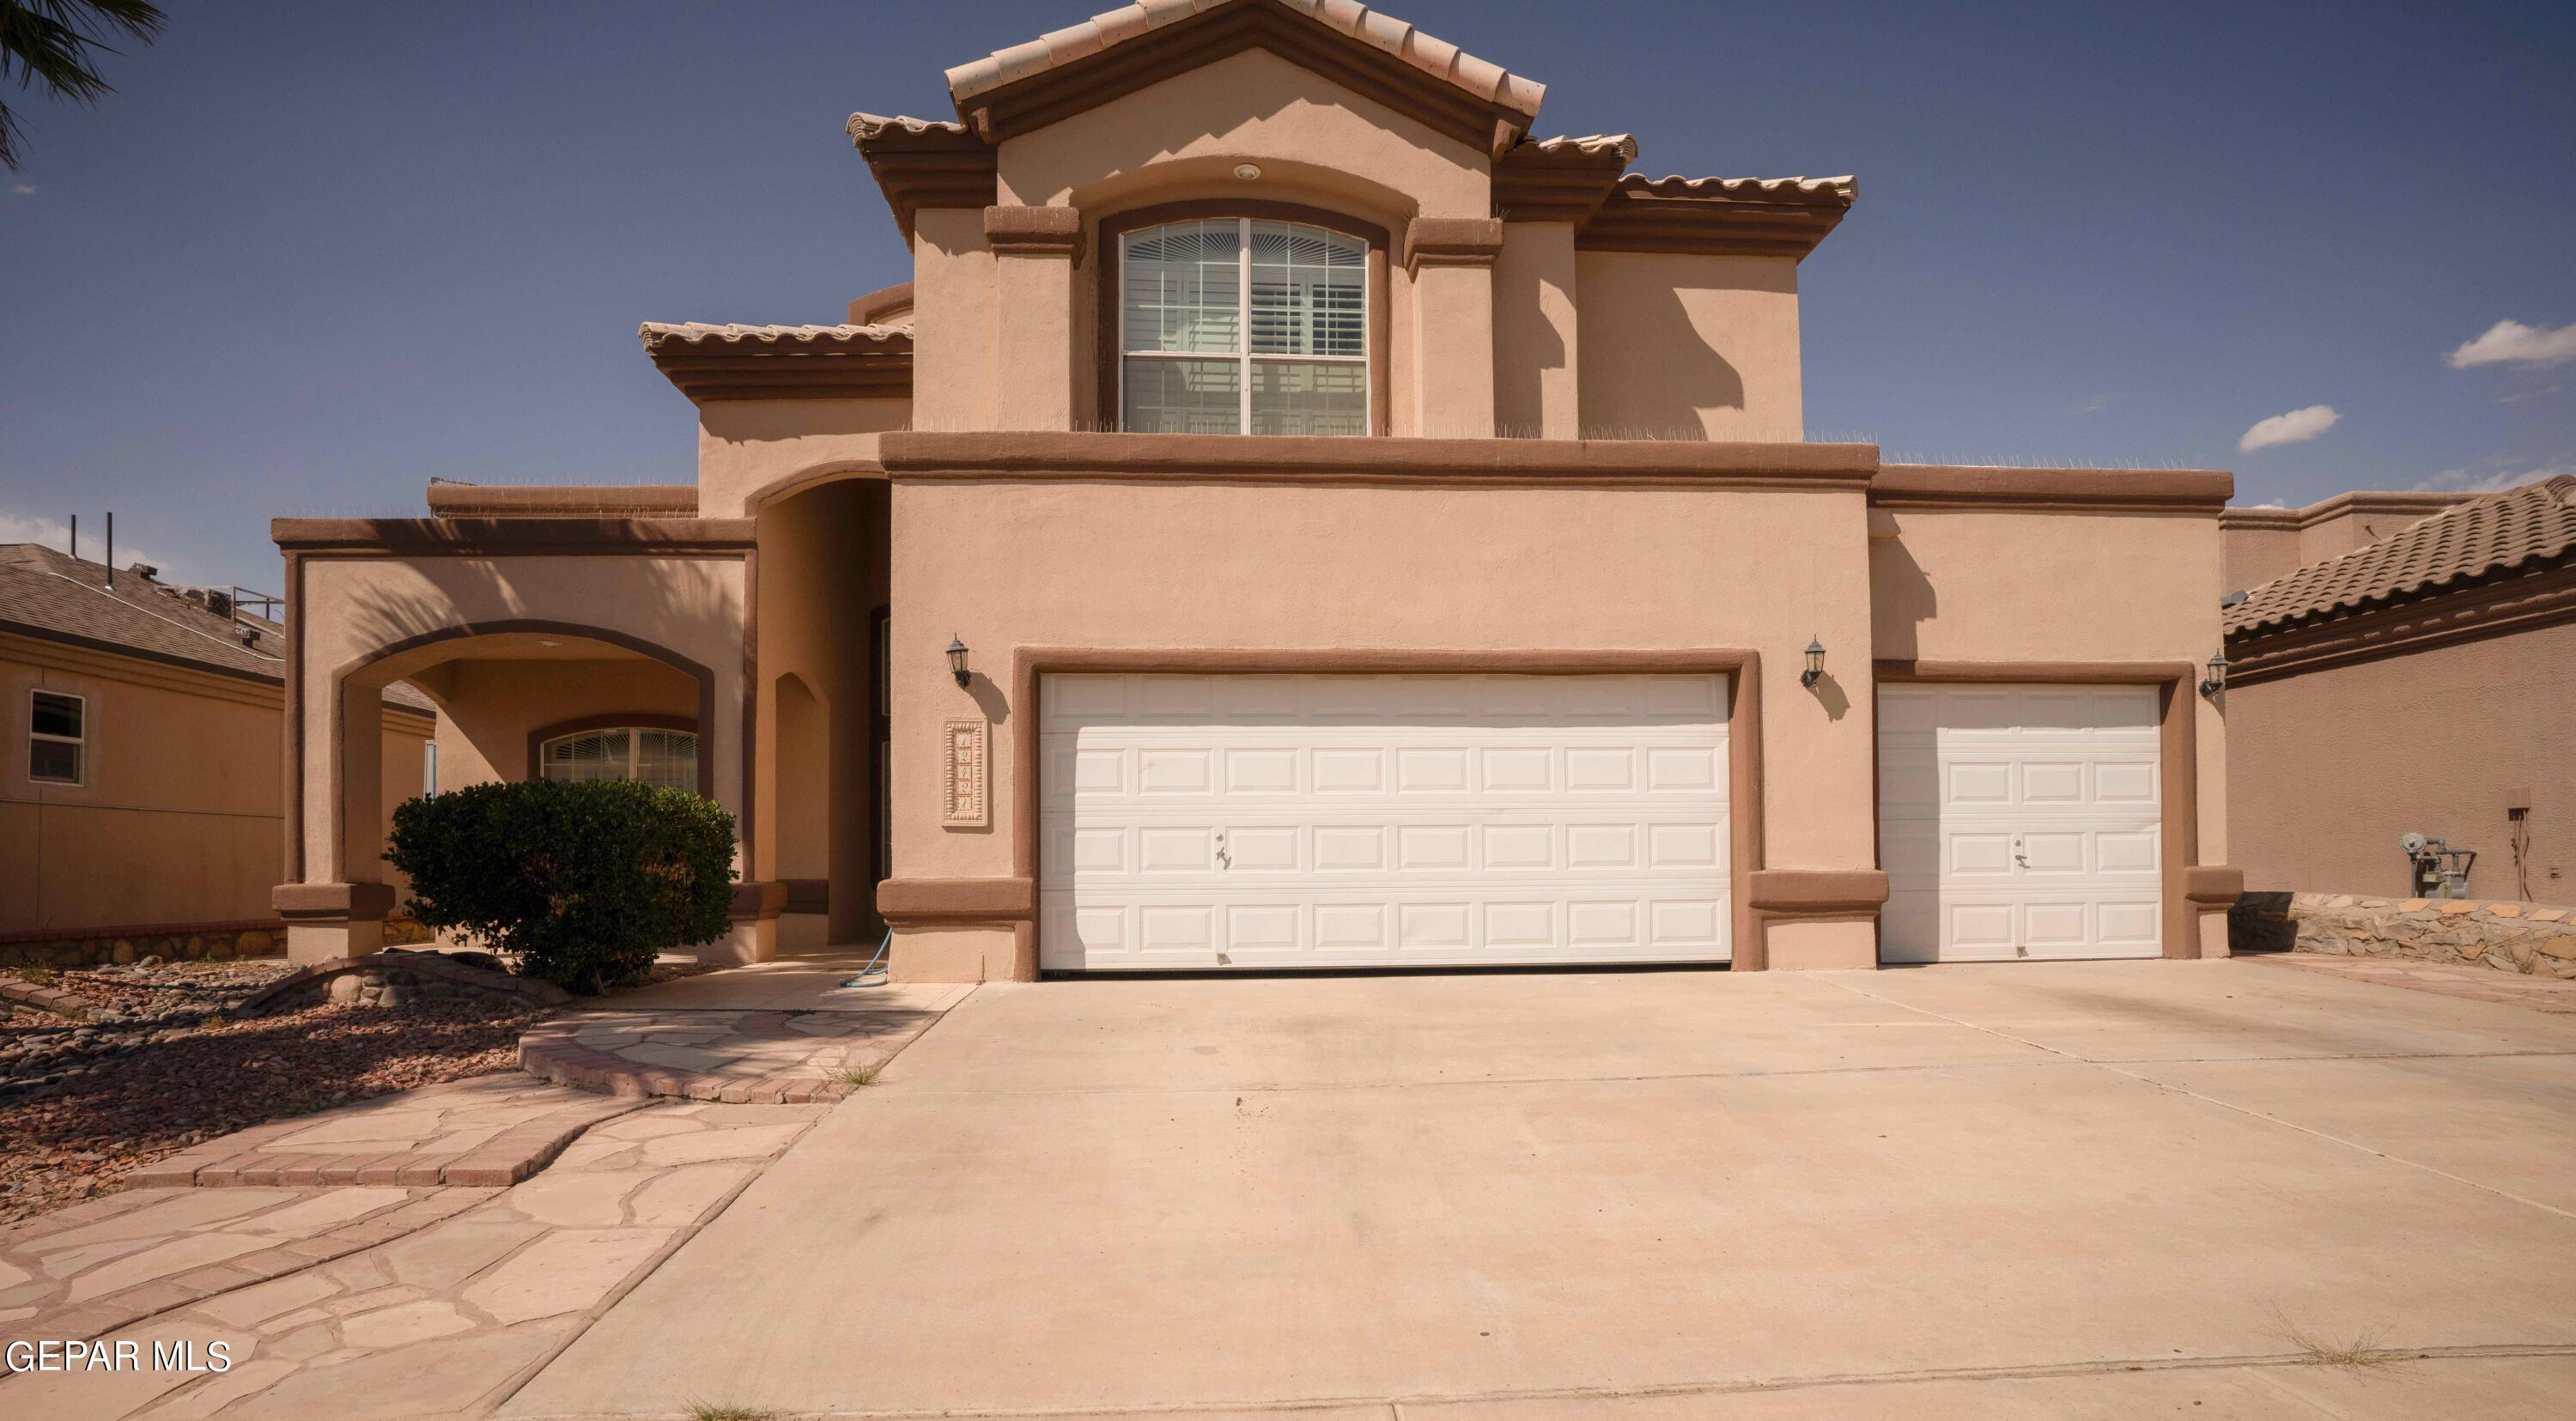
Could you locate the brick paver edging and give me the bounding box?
[125,1090,647,1189]
[519,1016,861,1105]
[0,976,91,1020]
[232,950,574,1017]
[0,1186,491,1359]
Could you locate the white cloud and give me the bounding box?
[2413,466,2573,495]
[2066,392,2111,415]
[8,183,32,197]
[2239,404,2342,451]
[2445,319,2576,369]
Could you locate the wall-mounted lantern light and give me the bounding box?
[1801,636,1826,689]
[2200,649,2228,697]
[946,635,972,689]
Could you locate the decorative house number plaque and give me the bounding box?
[942,718,989,828]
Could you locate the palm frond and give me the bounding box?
[0,0,168,170]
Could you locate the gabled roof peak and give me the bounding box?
[941,0,1544,154]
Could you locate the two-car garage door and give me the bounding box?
[1038,672,1730,971]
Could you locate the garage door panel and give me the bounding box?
[1135,748,1213,794]
[1041,672,1728,970]
[2094,760,2158,805]
[2097,900,2163,950]
[1222,747,1299,793]
[1483,823,1555,871]
[1879,683,2161,963]
[1225,903,1301,950]
[2097,829,2160,873]
[1312,825,1388,871]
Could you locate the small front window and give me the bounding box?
[29,689,83,785]
[1121,218,1368,435]
[538,726,696,790]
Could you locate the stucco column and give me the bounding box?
[910,208,997,432]
[1405,218,1503,439]
[1493,221,1580,438]
[277,675,391,965]
[985,205,1082,431]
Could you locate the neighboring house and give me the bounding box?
[270,0,2240,977]
[2223,477,2576,900]
[0,544,434,938]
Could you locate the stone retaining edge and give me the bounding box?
[231,950,574,1017]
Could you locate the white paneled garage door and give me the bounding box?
[1039,672,1730,971]
[1879,683,2162,963]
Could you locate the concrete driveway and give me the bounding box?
[503,960,2576,1418]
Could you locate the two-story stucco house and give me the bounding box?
[270,0,2241,980]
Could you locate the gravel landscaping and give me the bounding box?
[0,959,560,1225]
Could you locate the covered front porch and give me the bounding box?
[270,477,888,969]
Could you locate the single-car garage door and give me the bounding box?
[1039,672,1730,971]
[1879,683,2162,963]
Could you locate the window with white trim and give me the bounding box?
[538,727,696,790]
[1121,218,1367,435]
[29,690,83,785]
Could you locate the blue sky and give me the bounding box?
[2,0,2569,589]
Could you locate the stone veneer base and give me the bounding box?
[2232,890,2576,976]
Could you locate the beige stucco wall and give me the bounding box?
[2221,523,2301,595]
[890,474,1882,978]
[3,632,427,934]
[912,209,997,434]
[2229,622,2576,899]
[1494,222,1579,439]
[995,48,1487,217]
[696,400,909,519]
[293,553,747,886]
[1870,507,2230,871]
[413,657,698,789]
[1575,252,1803,442]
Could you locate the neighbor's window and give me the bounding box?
[538,727,696,790]
[1121,217,1367,435]
[29,690,83,785]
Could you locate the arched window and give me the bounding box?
[538,726,697,790]
[1120,217,1368,435]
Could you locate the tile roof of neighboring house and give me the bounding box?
[0,544,433,714]
[2227,475,2576,635]
[944,0,1546,123]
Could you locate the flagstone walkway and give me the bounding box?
[517,975,969,1103]
[0,1098,833,1419]
[0,953,976,1417]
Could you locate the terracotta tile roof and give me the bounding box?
[638,323,915,402]
[945,0,1546,122]
[0,544,433,714]
[1614,173,1857,205]
[845,112,969,143]
[637,321,913,349]
[2227,475,2576,635]
[1515,133,1637,161]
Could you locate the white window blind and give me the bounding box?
[538,727,697,791]
[1121,218,1367,435]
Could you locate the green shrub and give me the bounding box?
[386,779,736,994]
